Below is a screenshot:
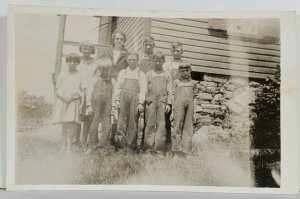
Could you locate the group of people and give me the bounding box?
[53,30,199,158]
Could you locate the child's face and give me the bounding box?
[179,67,191,80]
[81,45,93,56]
[67,60,79,70]
[127,54,139,70]
[99,66,112,80]
[171,47,183,60]
[154,57,164,70]
[114,33,125,49]
[143,42,154,54]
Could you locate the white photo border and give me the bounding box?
[6,5,299,193]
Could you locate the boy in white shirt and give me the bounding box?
[114,51,147,153]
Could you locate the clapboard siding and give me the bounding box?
[116,17,146,51]
[150,18,280,78]
[153,19,280,50]
[151,27,280,56]
[155,41,280,63]
[156,47,277,74]
[155,41,279,67]
[114,17,279,79]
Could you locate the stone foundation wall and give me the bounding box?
[194,74,261,135]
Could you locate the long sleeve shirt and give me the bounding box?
[146,70,173,105]
[115,67,147,104]
[163,59,185,81]
[86,76,116,107]
[139,52,155,73]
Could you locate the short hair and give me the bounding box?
[66,53,81,64]
[98,57,113,68]
[79,41,96,55]
[153,51,165,62]
[142,35,155,46]
[111,30,127,46]
[178,61,192,70]
[126,51,139,60]
[171,42,183,50]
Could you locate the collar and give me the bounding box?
[126,66,139,72]
[173,58,182,62]
[68,69,78,73]
[152,69,164,75]
[81,56,95,65]
[140,52,154,59]
[179,76,192,81]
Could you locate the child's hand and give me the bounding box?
[71,92,81,99]
[165,104,171,113]
[115,101,120,110]
[98,123,102,132]
[111,107,118,120]
[64,95,73,103]
[87,105,93,115]
[170,112,174,121]
[138,104,144,113]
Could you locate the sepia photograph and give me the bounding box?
[6,6,298,193]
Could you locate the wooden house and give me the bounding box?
[104,17,280,79]
[56,16,280,80]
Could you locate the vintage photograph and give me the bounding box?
[12,11,282,188]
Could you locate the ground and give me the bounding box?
[16,123,253,186]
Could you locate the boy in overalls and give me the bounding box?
[172,62,198,157]
[85,58,115,153]
[115,51,147,154]
[144,52,172,154]
[163,42,185,149]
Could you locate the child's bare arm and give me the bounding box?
[115,70,125,109]
[55,74,69,102]
[86,77,97,106]
[166,72,173,105]
[172,79,178,105]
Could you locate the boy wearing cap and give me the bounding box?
[85,58,116,153]
[172,62,198,157]
[144,52,172,154]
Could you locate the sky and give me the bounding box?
[15,13,100,102]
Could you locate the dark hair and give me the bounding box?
[142,35,155,46]
[178,61,192,69]
[79,41,96,55]
[171,42,183,50]
[153,51,165,62]
[98,57,113,68]
[126,51,139,60]
[111,30,127,47]
[66,53,81,64]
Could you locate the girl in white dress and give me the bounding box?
[77,41,98,147]
[53,53,87,154]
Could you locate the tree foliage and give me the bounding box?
[17,90,52,119]
[250,65,280,187]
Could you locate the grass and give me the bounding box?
[16,123,253,186]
